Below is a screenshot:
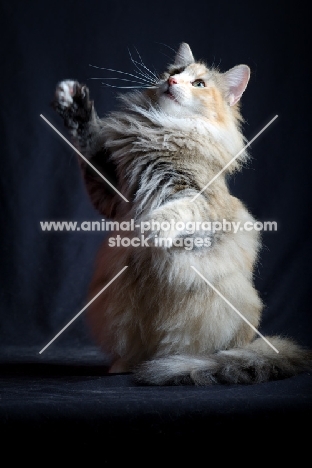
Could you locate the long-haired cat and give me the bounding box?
[52,43,312,385]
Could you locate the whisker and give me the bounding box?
[89,64,152,84]
[154,41,177,54]
[128,48,154,83]
[159,51,174,61]
[155,42,179,63]
[133,47,159,81]
[128,47,158,83]
[90,77,148,85]
[101,83,156,89]
[151,65,160,78]
[130,57,158,83]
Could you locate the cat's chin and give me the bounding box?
[157,93,188,116]
[164,90,176,101]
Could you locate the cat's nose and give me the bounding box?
[168,77,178,86]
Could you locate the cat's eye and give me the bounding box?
[192,80,205,88]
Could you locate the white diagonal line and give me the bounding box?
[191,115,278,202]
[39,265,128,354]
[40,114,129,203]
[191,266,279,353]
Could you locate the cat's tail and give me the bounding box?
[134,337,312,385]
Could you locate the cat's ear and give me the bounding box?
[223,65,250,106]
[173,43,195,68]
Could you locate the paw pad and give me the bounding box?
[55,80,77,108]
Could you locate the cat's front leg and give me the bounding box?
[52,80,101,156]
[52,80,119,218]
[139,197,213,249]
[52,80,92,129]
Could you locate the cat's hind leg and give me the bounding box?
[108,357,130,374]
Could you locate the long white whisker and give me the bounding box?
[159,51,174,61]
[134,47,159,81]
[90,77,148,85]
[154,41,177,54]
[128,48,154,83]
[101,83,156,89]
[131,57,158,83]
[89,64,152,84]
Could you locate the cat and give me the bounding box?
[52,42,312,385]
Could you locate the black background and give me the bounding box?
[0,0,311,456]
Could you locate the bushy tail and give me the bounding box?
[134,337,312,385]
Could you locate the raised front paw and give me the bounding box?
[54,80,78,110]
[138,213,214,251]
[51,80,93,129]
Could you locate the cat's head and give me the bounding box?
[154,43,250,122]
